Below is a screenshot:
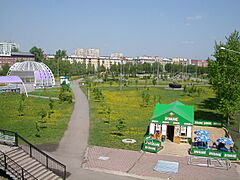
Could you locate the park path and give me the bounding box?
[51,80,135,180]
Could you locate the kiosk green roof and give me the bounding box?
[150,101,194,125]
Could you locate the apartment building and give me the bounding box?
[0,42,34,67]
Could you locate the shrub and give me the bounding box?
[59,91,72,103]
[59,83,72,103]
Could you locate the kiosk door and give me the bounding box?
[167,125,175,142]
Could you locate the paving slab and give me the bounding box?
[83,146,143,172]
[84,146,240,180]
[158,141,190,157]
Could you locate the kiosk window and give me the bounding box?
[180,126,187,136]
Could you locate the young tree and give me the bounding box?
[208,31,240,125]
[18,100,24,116]
[39,108,47,123]
[0,64,10,75]
[55,49,67,60]
[30,46,45,62]
[48,98,54,118]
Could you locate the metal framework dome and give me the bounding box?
[8,61,55,87]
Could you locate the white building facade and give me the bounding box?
[0,42,19,56]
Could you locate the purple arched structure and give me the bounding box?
[8,61,55,87]
[0,76,28,97]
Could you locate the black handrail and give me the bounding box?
[0,129,66,179]
[0,150,37,179]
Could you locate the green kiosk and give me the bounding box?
[143,101,194,153]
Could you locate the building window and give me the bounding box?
[180,126,187,136]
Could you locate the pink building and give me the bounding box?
[190,59,208,67]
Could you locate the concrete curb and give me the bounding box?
[84,167,169,180]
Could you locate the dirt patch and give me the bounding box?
[36,143,58,152]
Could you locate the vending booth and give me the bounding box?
[149,101,194,144]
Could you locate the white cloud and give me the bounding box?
[186,15,203,21]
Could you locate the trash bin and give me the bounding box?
[161,135,166,142]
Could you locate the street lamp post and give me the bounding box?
[220,47,240,55]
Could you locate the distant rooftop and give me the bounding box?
[11,52,34,57]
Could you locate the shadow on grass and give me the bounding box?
[194,110,225,122]
[110,132,124,136]
[198,98,218,110]
[144,125,149,136]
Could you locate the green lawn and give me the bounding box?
[28,87,61,98]
[85,85,224,151]
[0,93,73,144]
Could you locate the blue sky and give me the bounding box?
[1,0,240,59]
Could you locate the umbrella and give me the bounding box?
[194,130,210,136]
[217,137,234,145]
[194,135,211,143]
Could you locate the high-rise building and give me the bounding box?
[74,48,99,58]
[110,52,124,59]
[0,42,19,56]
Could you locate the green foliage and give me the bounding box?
[86,85,219,151]
[21,94,26,102]
[152,78,157,86]
[55,49,67,59]
[35,121,40,137]
[39,108,47,122]
[0,93,73,144]
[59,91,72,103]
[152,95,161,105]
[49,98,54,112]
[59,83,72,103]
[92,87,104,102]
[208,30,240,124]
[135,79,138,85]
[18,94,26,116]
[0,64,10,75]
[141,90,151,106]
[115,118,126,132]
[18,100,24,116]
[30,46,45,62]
[104,106,111,123]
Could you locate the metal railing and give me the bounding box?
[0,150,37,179]
[0,129,66,179]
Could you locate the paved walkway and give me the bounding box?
[28,94,59,100]
[51,80,135,180]
[83,146,239,180]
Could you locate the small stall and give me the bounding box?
[148,101,194,144]
[60,76,70,85]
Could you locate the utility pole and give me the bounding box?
[57,58,60,83]
[120,59,123,90]
[157,59,160,84]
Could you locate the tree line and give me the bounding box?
[27,46,208,78]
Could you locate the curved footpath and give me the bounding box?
[51,80,135,180]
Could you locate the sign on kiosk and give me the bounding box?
[164,112,178,121]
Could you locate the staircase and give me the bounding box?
[0,148,61,180]
[0,129,66,180]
